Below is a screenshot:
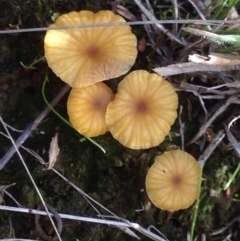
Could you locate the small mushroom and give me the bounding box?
[145,150,201,212]
[105,70,178,149]
[67,82,114,137]
[44,10,137,88]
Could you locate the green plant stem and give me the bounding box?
[42,76,106,153]
[42,76,72,128]
[224,160,240,190]
[211,0,228,20]
[190,166,203,241]
[20,56,45,69]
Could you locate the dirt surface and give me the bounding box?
[1,1,240,241]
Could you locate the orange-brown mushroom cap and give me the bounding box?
[67,82,114,137]
[44,10,137,88]
[105,70,178,149]
[146,150,201,212]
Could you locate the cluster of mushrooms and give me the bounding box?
[44,10,201,212]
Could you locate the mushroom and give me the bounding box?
[67,82,114,137]
[44,10,137,88]
[145,150,201,212]
[105,70,178,149]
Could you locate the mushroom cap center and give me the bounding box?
[171,175,182,187]
[134,99,148,114]
[92,98,104,111]
[86,45,100,59]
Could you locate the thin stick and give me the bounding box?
[1,19,239,35]
[187,96,240,145]
[171,0,179,35]
[0,184,22,207]
[190,130,225,240]
[175,84,208,122]
[223,124,240,190]
[224,124,240,156]
[175,82,240,97]
[0,204,131,226]
[132,0,185,45]
[0,84,70,170]
[0,205,168,241]
[198,130,225,166]
[0,239,40,241]
[178,105,185,151]
[0,118,62,241]
[50,167,141,238]
[228,114,240,129]
[187,0,212,31]
[153,60,240,76]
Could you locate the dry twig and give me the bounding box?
[153,53,240,76]
[132,0,185,45]
[187,96,240,145]
[0,118,63,241]
[0,84,70,170]
[198,130,225,166]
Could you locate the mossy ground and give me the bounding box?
[1,0,240,240]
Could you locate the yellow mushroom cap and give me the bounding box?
[105,70,178,149]
[146,150,201,212]
[44,10,137,88]
[67,82,114,137]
